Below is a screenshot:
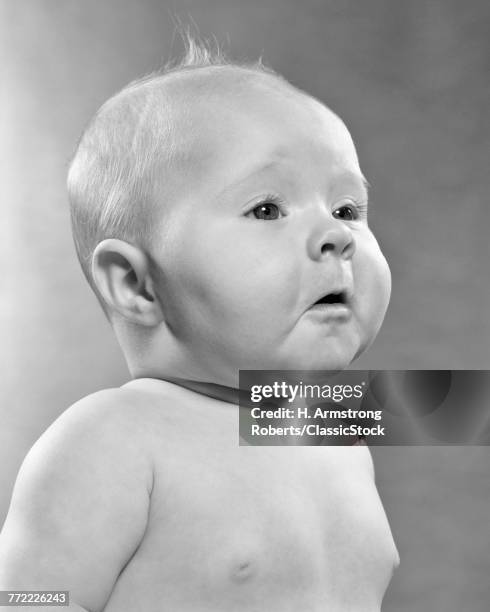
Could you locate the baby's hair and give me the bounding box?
[67,33,286,316]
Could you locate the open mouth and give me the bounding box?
[313,291,348,306]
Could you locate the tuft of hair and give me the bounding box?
[67,32,284,318]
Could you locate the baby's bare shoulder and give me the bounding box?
[53,382,180,448]
[62,384,157,427]
[0,387,155,610]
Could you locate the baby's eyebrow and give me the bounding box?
[215,157,286,200]
[216,162,370,203]
[331,171,370,201]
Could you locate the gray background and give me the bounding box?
[1,1,489,610]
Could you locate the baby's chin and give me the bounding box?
[281,355,356,373]
[282,336,367,372]
[191,332,372,387]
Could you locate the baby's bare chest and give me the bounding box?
[105,441,398,612]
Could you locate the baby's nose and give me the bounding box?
[307,216,356,261]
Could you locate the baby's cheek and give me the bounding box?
[374,246,391,306]
[209,242,294,301]
[371,248,391,295]
[355,241,391,316]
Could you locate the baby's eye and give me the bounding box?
[332,204,360,221]
[251,202,282,220]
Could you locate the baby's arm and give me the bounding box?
[0,390,152,612]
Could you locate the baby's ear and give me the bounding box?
[91,239,163,326]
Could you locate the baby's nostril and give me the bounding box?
[321,243,335,254]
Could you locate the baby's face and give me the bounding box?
[149,84,391,385]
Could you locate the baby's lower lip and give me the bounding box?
[306,303,352,320]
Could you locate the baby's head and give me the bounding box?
[68,41,391,387]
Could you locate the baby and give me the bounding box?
[0,42,398,611]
